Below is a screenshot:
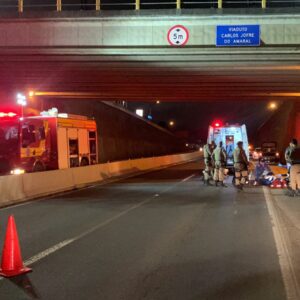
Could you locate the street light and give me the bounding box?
[268,102,278,110]
[16,93,27,119]
[28,90,35,97]
[169,120,175,127]
[156,100,160,104]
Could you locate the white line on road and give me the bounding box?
[263,187,300,300]
[181,174,196,182]
[17,172,197,268]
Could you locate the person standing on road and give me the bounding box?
[203,141,216,185]
[212,141,227,187]
[285,138,298,171]
[285,139,300,197]
[233,141,249,190]
[287,164,300,197]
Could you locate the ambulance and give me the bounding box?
[0,108,98,175]
[207,122,249,167]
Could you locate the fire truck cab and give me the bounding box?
[0,109,98,175]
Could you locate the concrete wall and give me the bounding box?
[0,151,201,207]
[1,13,300,47]
[44,100,186,163]
[255,101,297,155]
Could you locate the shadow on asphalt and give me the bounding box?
[8,274,40,299]
[128,258,285,300]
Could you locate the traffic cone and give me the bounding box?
[0,215,31,277]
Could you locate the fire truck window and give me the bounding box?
[22,125,36,148]
[89,131,96,139]
[89,140,96,154]
[89,140,97,164]
[0,127,17,141]
[69,139,79,167]
[69,139,79,155]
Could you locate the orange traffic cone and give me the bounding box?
[0,215,31,277]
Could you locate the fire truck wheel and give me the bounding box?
[33,161,45,172]
[80,157,89,166]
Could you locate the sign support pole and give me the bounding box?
[57,0,62,11]
[176,0,181,9]
[218,0,222,9]
[18,0,23,13]
[96,0,100,10]
[262,0,266,8]
[135,0,140,10]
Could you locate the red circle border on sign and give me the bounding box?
[167,25,189,47]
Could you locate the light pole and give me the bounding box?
[16,93,27,119]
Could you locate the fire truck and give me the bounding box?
[0,109,98,175]
[207,122,249,167]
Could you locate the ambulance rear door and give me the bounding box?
[241,125,249,159]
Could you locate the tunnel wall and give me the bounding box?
[44,100,186,163]
[255,101,297,156]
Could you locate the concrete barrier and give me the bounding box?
[0,151,201,207]
[23,169,74,199]
[0,175,25,206]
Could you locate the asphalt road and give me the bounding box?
[0,161,287,300]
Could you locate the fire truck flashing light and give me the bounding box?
[0,112,17,118]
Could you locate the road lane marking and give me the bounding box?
[181,174,196,182]
[4,172,197,270]
[263,187,300,300]
[23,197,154,268]
[24,239,75,266]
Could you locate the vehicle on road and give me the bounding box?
[207,122,249,168]
[261,141,280,164]
[251,147,263,160]
[0,109,98,175]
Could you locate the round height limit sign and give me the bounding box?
[167,25,189,46]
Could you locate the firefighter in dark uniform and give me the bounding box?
[203,141,216,185]
[285,139,300,197]
[233,141,249,190]
[212,141,227,187]
[285,138,298,172]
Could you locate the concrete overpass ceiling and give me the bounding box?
[1,53,300,102]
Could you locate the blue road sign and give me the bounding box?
[216,25,260,47]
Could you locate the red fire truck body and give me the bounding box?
[0,112,98,174]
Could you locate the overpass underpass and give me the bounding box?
[1,9,300,300]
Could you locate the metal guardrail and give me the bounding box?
[0,0,300,13]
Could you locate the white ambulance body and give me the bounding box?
[207,124,249,166]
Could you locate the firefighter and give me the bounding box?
[212,141,227,187]
[285,139,300,197]
[287,165,300,196]
[203,141,216,185]
[285,138,298,171]
[233,141,249,190]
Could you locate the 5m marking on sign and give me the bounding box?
[167,25,189,47]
